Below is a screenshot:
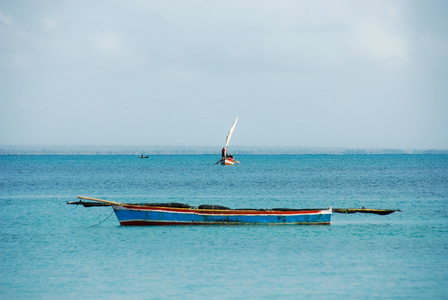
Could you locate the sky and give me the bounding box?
[1,0,447,150]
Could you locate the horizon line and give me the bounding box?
[1,145,447,155]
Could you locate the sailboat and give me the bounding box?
[216,116,239,165]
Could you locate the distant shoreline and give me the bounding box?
[1,146,447,155]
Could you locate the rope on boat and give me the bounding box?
[89,210,114,227]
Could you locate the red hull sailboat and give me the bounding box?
[216,116,239,165]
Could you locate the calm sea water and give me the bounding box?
[1,154,447,299]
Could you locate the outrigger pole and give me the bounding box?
[332,208,401,215]
[66,196,121,207]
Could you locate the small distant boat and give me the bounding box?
[220,156,237,165]
[215,116,240,165]
[138,154,149,158]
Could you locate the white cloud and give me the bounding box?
[9,53,32,69]
[355,22,408,64]
[420,34,448,62]
[91,31,121,56]
[141,0,413,72]
[41,18,59,31]
[0,10,13,25]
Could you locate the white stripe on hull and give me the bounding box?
[221,158,234,165]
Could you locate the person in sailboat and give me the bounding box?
[222,147,233,159]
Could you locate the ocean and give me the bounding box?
[1,154,447,299]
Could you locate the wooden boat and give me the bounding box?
[219,156,236,165]
[215,116,240,165]
[69,196,332,225]
[68,197,401,226]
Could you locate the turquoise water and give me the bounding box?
[1,155,447,299]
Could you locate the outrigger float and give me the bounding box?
[68,196,400,226]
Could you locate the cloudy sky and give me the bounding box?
[1,0,447,149]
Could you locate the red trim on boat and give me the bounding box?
[119,205,324,215]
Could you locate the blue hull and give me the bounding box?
[113,204,332,225]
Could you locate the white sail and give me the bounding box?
[225,116,239,148]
